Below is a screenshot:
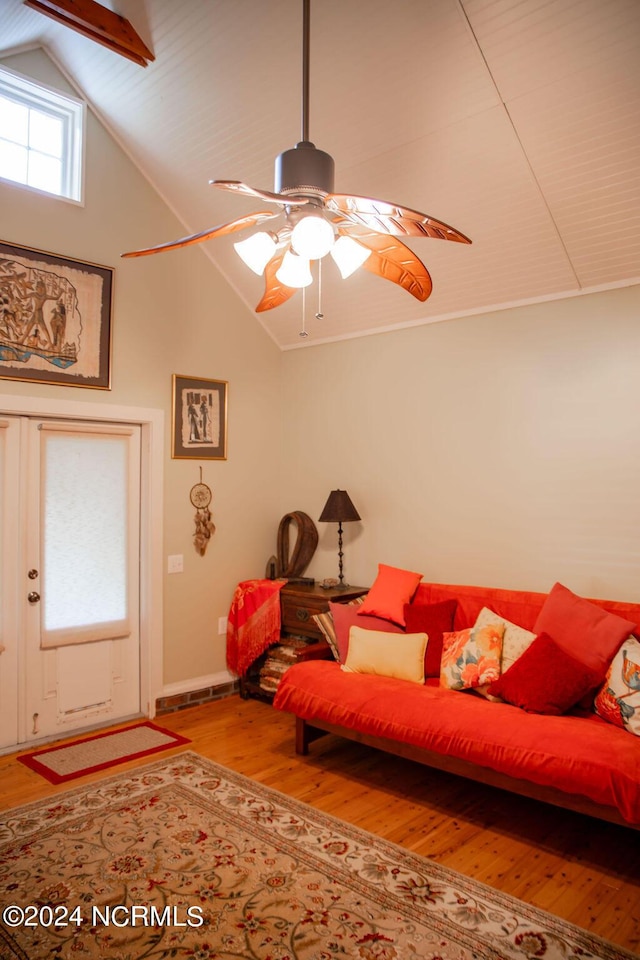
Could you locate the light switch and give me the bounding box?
[168,554,184,574]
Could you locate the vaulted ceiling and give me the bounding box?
[3,0,640,348]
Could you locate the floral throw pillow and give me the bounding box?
[473,607,536,672]
[472,607,536,700]
[440,622,505,691]
[594,636,640,737]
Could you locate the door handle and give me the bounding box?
[27,591,41,604]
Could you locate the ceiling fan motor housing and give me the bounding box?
[275,141,335,197]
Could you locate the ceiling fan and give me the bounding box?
[122,0,471,316]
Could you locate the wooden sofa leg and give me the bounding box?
[295,716,329,755]
[295,717,310,755]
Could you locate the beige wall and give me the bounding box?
[281,286,640,603]
[1,50,283,690]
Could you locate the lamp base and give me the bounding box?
[336,521,346,585]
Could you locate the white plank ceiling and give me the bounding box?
[2,0,639,348]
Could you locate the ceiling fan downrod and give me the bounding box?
[274,0,334,198]
[302,0,310,144]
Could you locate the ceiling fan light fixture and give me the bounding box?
[121,0,470,322]
[330,235,372,278]
[276,250,313,288]
[291,214,335,260]
[234,231,277,274]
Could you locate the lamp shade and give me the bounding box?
[275,250,313,288]
[318,489,361,523]
[234,232,277,275]
[330,235,371,278]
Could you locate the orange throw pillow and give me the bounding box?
[358,563,423,627]
[534,582,636,677]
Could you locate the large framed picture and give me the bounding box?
[172,374,228,460]
[0,240,113,389]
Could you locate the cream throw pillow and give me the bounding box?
[341,626,428,683]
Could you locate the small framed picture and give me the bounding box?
[172,374,228,460]
[0,239,113,389]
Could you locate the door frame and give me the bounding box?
[0,393,164,721]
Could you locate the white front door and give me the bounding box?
[0,416,20,748]
[0,415,141,747]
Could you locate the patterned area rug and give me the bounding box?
[16,721,191,783]
[0,752,632,960]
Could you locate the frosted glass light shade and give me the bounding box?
[234,232,277,274]
[330,235,372,278]
[276,250,313,288]
[291,215,335,259]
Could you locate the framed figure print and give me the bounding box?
[0,240,113,389]
[172,375,228,460]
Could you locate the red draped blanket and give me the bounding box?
[226,579,285,676]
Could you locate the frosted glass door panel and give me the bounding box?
[40,428,133,648]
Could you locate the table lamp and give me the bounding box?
[318,489,361,585]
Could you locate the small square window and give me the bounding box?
[0,66,84,202]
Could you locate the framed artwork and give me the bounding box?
[0,239,113,389]
[172,374,228,460]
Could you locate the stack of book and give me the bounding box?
[258,636,310,696]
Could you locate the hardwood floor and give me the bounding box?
[1,695,639,954]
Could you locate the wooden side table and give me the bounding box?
[239,582,367,702]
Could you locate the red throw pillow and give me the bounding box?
[488,632,603,715]
[403,599,457,677]
[534,582,635,675]
[357,563,423,627]
[330,602,403,663]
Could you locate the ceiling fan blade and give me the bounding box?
[210,180,307,207]
[121,211,278,258]
[326,195,471,244]
[340,228,432,302]
[255,245,296,312]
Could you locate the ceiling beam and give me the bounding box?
[24,0,154,67]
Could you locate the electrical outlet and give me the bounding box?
[218,616,228,635]
[167,554,184,574]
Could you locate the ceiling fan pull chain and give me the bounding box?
[300,285,309,338]
[315,258,324,320]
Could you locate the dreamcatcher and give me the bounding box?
[190,467,216,556]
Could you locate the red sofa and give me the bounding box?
[273,581,640,829]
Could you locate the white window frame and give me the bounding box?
[0,65,85,203]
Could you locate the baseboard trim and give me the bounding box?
[156,671,238,714]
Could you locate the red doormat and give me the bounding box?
[17,721,191,784]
